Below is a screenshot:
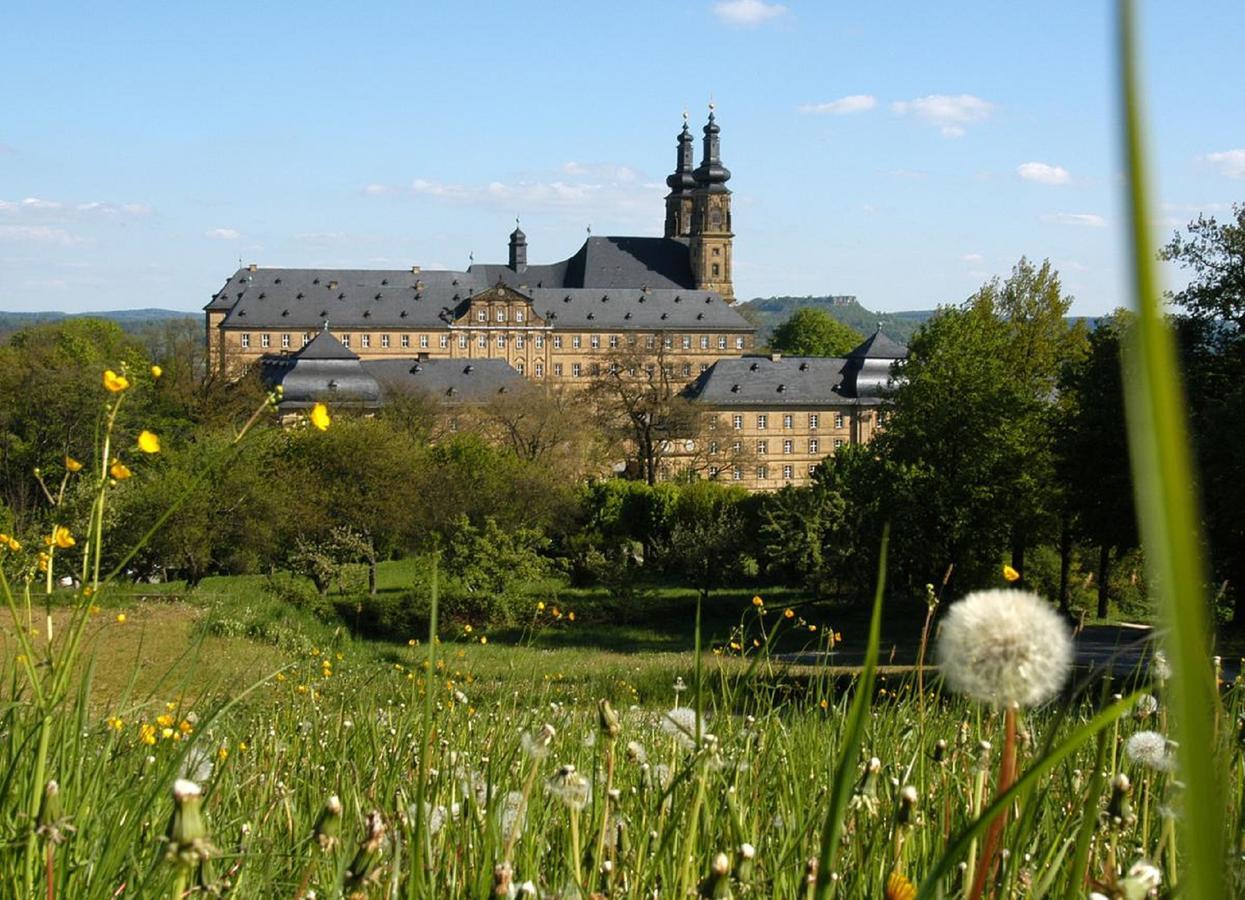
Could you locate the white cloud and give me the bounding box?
[1017,162,1071,185]
[1041,212,1106,227]
[1,197,149,216]
[205,228,241,240]
[713,0,787,26]
[961,253,984,263]
[891,94,994,137]
[1203,149,1245,179]
[798,95,876,115]
[362,183,392,196]
[0,225,79,245]
[369,162,664,221]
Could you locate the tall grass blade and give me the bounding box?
[1116,2,1226,896]
[916,692,1139,899]
[812,524,887,899]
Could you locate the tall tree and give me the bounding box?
[769,308,863,357]
[1162,205,1245,624]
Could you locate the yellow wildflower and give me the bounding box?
[536,601,546,612]
[139,723,157,745]
[1002,564,1021,583]
[161,727,175,740]
[464,624,473,634]
[52,526,75,549]
[178,720,193,734]
[5,536,19,552]
[116,613,126,624]
[479,636,487,645]
[64,456,83,473]
[885,871,917,900]
[102,369,130,392]
[238,741,248,752]
[137,430,161,454]
[784,608,795,619]
[567,611,575,622]
[37,552,49,572]
[217,746,228,762]
[808,624,817,632]
[156,713,174,728]
[151,364,163,379]
[309,402,331,431]
[751,595,764,607]
[106,716,124,731]
[110,460,132,480]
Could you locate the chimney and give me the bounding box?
[410,265,421,274]
[247,263,257,272]
[770,351,782,362]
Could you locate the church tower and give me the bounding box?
[664,114,696,238]
[688,105,734,302]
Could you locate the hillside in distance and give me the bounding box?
[0,308,197,340]
[738,295,933,347]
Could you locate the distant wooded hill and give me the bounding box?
[0,308,197,340]
[738,296,933,347]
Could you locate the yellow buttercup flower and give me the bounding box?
[1002,564,1021,583]
[138,723,157,745]
[310,402,331,431]
[115,613,127,624]
[150,364,163,379]
[102,369,130,392]
[784,608,795,619]
[6,537,19,551]
[110,460,132,480]
[106,716,124,731]
[751,595,764,608]
[137,430,161,454]
[64,455,83,473]
[52,526,75,549]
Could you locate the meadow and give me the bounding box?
[2,6,1242,897]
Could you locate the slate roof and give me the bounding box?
[260,331,381,409]
[364,358,524,403]
[687,330,909,408]
[206,235,748,332]
[686,356,864,407]
[210,265,749,332]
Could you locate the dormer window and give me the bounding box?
[477,310,487,322]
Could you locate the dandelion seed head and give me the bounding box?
[1133,694,1158,719]
[935,589,1072,707]
[546,764,591,811]
[1124,730,1173,772]
[1151,651,1171,682]
[660,706,706,750]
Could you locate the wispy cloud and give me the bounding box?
[1202,149,1245,179]
[891,94,994,137]
[798,95,876,115]
[205,227,241,240]
[0,196,151,216]
[960,253,984,263]
[366,162,663,220]
[1017,162,1071,185]
[712,0,787,26]
[0,225,80,245]
[1041,212,1106,227]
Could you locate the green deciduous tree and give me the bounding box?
[769,308,864,357]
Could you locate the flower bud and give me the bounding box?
[1104,773,1135,830]
[598,699,621,739]
[167,779,210,865]
[698,852,733,899]
[343,811,386,893]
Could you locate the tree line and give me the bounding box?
[1,207,1242,626]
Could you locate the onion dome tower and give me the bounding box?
[664,113,697,238]
[689,105,734,302]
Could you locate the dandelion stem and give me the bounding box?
[969,705,1016,900]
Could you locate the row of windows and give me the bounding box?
[236,331,745,353]
[728,413,845,430]
[475,308,529,323]
[707,464,817,481]
[709,438,843,455]
[549,334,745,351]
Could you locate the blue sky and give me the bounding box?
[1,1,1242,317]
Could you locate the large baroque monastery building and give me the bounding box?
[204,111,905,490]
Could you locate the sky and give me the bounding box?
[1,1,1242,318]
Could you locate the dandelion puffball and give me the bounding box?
[936,589,1072,707]
[1124,730,1174,772]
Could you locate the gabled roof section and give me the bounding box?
[296,327,359,361]
[528,287,750,331]
[847,328,908,359]
[565,236,695,290]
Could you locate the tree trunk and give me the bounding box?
[1096,544,1112,619]
[1057,513,1072,614]
[368,558,378,596]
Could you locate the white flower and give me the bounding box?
[935,589,1072,707]
[660,707,708,750]
[1133,694,1158,719]
[1124,731,1174,772]
[1151,651,1171,682]
[546,764,591,811]
[1126,859,1161,890]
